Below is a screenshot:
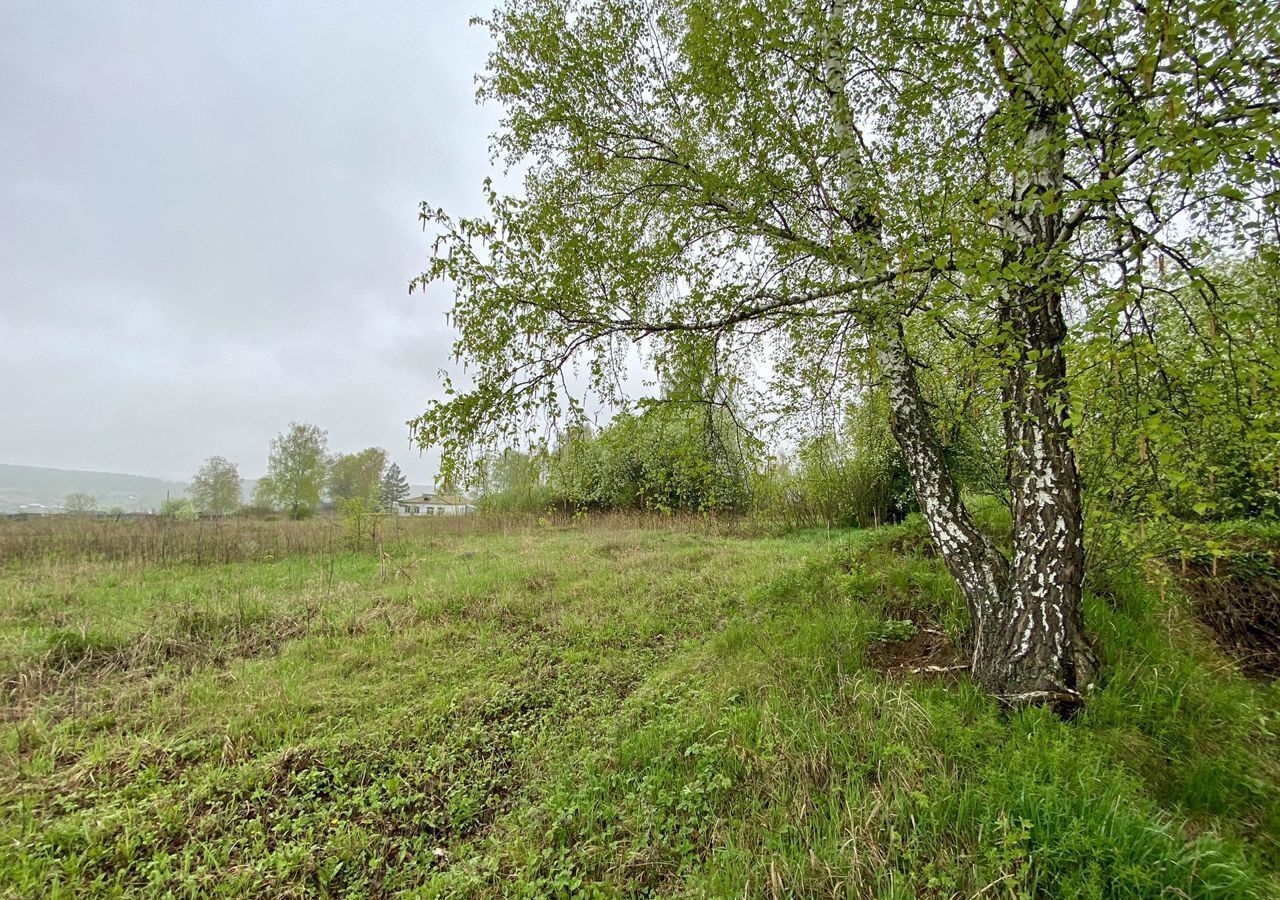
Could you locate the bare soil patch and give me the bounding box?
[866,611,964,682]
[1178,561,1280,679]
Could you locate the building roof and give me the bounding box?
[399,493,472,506]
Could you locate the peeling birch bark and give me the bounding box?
[823,0,1097,712]
[984,2,1098,706]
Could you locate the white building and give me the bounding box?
[393,493,476,516]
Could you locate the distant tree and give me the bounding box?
[379,462,410,510]
[477,448,554,513]
[190,455,242,517]
[259,422,329,519]
[251,476,277,511]
[339,497,388,550]
[327,447,388,505]
[62,492,97,514]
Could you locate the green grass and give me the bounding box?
[1,518,1276,897]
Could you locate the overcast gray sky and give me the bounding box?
[0,0,497,482]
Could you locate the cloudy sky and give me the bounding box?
[1,0,498,482]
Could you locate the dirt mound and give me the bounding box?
[1178,561,1280,679]
[865,613,964,681]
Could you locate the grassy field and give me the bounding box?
[1,516,1277,898]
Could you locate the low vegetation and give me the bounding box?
[2,515,1275,896]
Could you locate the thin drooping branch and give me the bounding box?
[543,268,912,336]
[822,0,1009,636]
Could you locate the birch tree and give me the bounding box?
[260,422,329,519]
[190,456,242,517]
[413,0,1279,710]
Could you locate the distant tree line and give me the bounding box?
[251,422,328,518]
[48,424,418,521]
[248,423,413,519]
[53,425,414,522]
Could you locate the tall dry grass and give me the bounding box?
[0,510,763,567]
[1,515,398,566]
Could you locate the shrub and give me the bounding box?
[756,388,914,528]
[159,498,198,521]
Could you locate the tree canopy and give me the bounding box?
[328,447,389,506]
[413,0,1278,477]
[257,423,330,519]
[190,456,242,517]
[412,0,1279,708]
[62,492,97,515]
[379,462,411,510]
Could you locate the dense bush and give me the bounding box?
[550,404,754,513]
[1074,251,1280,522]
[475,402,755,515]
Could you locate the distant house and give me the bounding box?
[393,493,476,516]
